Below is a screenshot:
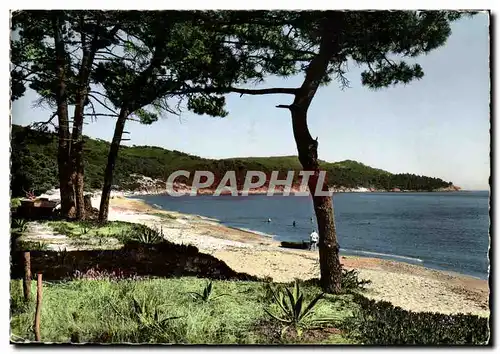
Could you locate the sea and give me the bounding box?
[135,191,490,280]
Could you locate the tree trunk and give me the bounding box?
[59,165,76,219]
[98,107,129,223]
[71,16,102,220]
[291,108,342,294]
[314,195,341,293]
[22,251,31,302]
[98,28,166,223]
[52,13,75,219]
[70,90,88,221]
[288,12,344,293]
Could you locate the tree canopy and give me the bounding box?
[10,10,469,292]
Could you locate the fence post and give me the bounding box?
[23,251,31,302]
[34,273,42,342]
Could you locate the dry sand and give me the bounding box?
[88,195,490,316]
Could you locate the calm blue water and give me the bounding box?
[136,191,490,279]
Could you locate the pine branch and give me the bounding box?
[170,86,299,96]
[87,93,118,115]
[84,113,119,117]
[30,111,58,130]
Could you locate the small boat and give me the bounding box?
[280,241,310,250]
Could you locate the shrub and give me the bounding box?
[11,218,28,232]
[290,267,371,293]
[130,295,181,331]
[130,225,164,244]
[343,293,490,345]
[109,292,181,342]
[341,269,371,291]
[265,280,338,338]
[187,280,228,302]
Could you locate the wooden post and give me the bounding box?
[23,251,31,302]
[34,273,42,342]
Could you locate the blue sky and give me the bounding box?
[11,13,490,190]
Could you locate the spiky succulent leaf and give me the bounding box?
[298,292,324,322]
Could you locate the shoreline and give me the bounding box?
[204,224,489,281]
[93,194,490,316]
[129,193,489,282]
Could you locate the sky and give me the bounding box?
[11,13,490,190]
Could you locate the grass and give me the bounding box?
[46,220,135,239]
[10,277,355,344]
[16,240,49,251]
[42,220,147,247]
[11,220,146,251]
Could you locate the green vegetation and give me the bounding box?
[16,240,49,251]
[46,220,135,241]
[187,280,229,303]
[343,293,490,345]
[9,220,160,252]
[265,280,336,338]
[10,276,488,344]
[11,198,22,209]
[341,269,372,291]
[129,225,164,245]
[10,124,453,197]
[9,220,488,345]
[9,278,353,344]
[29,220,172,249]
[11,218,28,233]
[9,11,482,344]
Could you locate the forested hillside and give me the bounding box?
[10,125,453,197]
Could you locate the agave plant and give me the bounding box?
[111,294,181,334]
[11,218,28,232]
[265,280,336,338]
[131,225,163,244]
[187,280,228,302]
[131,295,181,331]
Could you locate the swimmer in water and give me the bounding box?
[292,221,296,227]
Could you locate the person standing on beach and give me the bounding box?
[309,229,319,251]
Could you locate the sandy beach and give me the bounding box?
[84,194,490,317]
